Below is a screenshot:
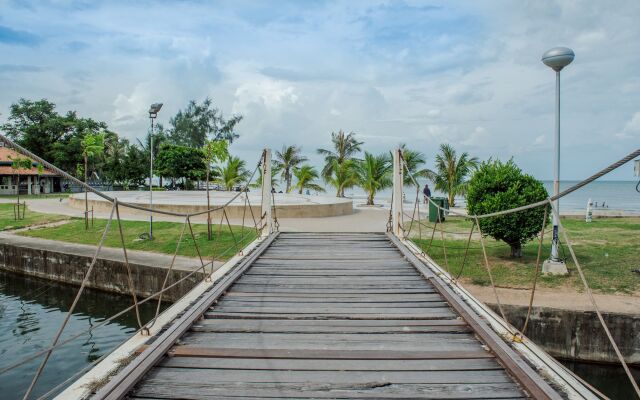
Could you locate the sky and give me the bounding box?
[0,0,639,180]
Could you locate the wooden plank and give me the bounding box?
[205,312,457,320]
[160,356,501,371]
[225,286,439,294]
[165,346,494,360]
[139,367,514,384]
[191,323,470,334]
[211,306,453,314]
[132,381,526,399]
[214,300,450,308]
[198,318,467,327]
[178,332,482,351]
[222,292,442,299]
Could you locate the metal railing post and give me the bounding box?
[260,148,273,237]
[392,148,403,237]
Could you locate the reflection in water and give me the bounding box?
[0,270,166,399]
[562,360,640,400]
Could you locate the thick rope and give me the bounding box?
[520,204,549,335]
[550,199,640,398]
[115,200,144,330]
[453,220,476,281]
[474,215,508,323]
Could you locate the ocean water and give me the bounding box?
[345,180,640,213]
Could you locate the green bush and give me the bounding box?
[466,159,549,257]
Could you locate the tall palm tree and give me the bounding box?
[202,139,228,240]
[273,145,307,193]
[425,143,478,207]
[317,130,363,197]
[81,131,105,229]
[214,156,250,191]
[357,152,392,206]
[293,165,325,194]
[325,159,358,198]
[399,144,428,187]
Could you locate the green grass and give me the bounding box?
[410,216,640,294]
[18,219,258,261]
[0,203,70,231]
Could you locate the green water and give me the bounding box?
[0,270,164,399]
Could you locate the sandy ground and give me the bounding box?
[4,197,639,314]
[464,284,640,315]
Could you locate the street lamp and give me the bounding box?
[541,47,574,275]
[148,103,163,239]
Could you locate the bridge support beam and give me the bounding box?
[392,148,403,237]
[260,148,273,237]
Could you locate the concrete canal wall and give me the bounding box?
[490,304,640,366]
[0,234,204,302]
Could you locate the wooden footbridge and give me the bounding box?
[94,232,565,399]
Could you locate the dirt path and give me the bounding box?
[464,283,640,315]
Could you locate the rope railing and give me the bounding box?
[0,133,271,399]
[394,148,640,399]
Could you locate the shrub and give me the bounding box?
[466,159,549,257]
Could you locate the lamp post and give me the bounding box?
[541,47,574,274]
[148,103,163,239]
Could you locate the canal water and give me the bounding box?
[0,270,638,399]
[0,270,165,399]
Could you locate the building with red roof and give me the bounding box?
[0,144,62,195]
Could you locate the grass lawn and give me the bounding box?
[410,216,640,294]
[0,203,70,231]
[18,218,258,261]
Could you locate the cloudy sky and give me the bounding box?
[1,0,638,180]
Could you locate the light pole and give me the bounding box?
[148,103,163,240]
[541,47,574,274]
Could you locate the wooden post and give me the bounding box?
[392,148,403,237]
[260,149,273,237]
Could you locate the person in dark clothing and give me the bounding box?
[423,184,431,204]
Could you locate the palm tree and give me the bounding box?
[425,143,478,207]
[325,159,358,198]
[317,130,363,197]
[202,139,229,239]
[399,144,428,187]
[273,145,307,193]
[81,131,105,229]
[357,152,392,206]
[293,165,325,194]
[214,156,250,191]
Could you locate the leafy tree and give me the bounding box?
[9,156,34,206]
[357,152,392,205]
[121,145,148,189]
[137,124,169,187]
[425,143,478,207]
[317,130,363,197]
[466,159,549,257]
[154,144,206,188]
[202,139,229,239]
[81,131,105,229]
[293,165,325,194]
[214,156,250,191]
[169,98,242,148]
[399,144,428,187]
[103,134,129,185]
[324,159,358,198]
[274,145,307,193]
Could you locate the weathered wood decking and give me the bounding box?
[104,233,562,399]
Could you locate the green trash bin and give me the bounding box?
[428,197,449,223]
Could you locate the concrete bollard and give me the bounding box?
[585,198,593,222]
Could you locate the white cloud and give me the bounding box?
[616,112,640,139]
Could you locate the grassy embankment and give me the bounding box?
[0,193,71,200]
[409,216,640,294]
[0,203,257,261]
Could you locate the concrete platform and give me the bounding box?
[69,191,353,218]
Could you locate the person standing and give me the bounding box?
[423,183,431,204]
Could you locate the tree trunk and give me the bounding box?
[206,167,211,240]
[367,191,374,206]
[510,243,523,258]
[159,176,163,188]
[285,170,291,193]
[85,155,89,230]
